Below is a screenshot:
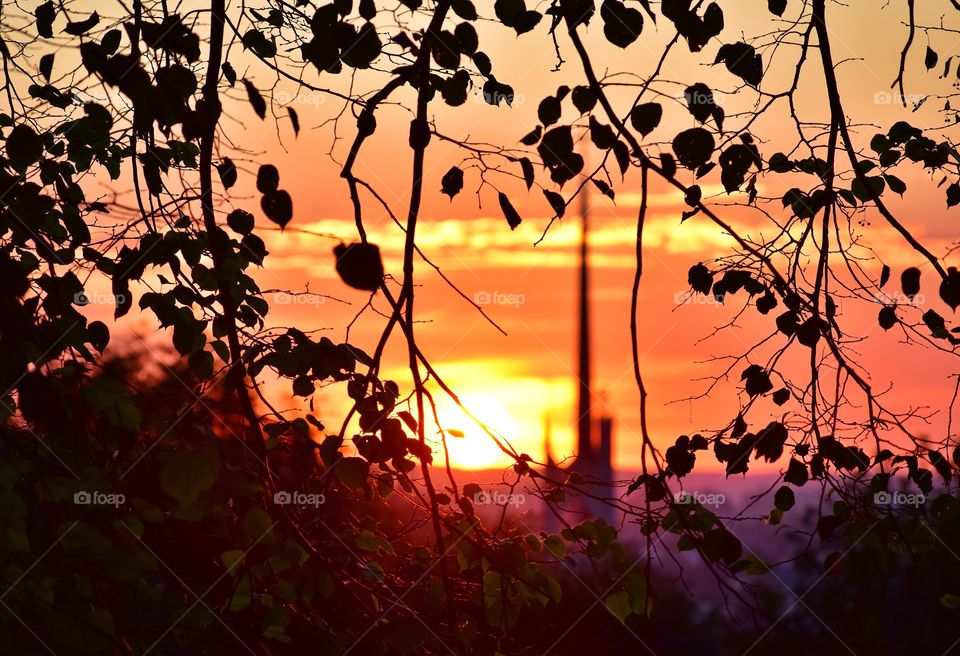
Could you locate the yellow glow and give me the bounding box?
[378,361,575,470]
[436,393,517,470]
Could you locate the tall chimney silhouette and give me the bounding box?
[599,416,613,482]
[576,188,592,459]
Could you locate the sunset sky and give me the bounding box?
[82,0,960,472]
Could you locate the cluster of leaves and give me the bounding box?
[0,1,669,651]
[6,0,960,651]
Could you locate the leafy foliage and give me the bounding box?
[2,0,960,653]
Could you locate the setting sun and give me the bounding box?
[434,393,517,470]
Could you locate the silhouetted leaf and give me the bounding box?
[660,153,677,178]
[851,175,885,201]
[901,266,921,298]
[593,179,614,199]
[141,15,200,61]
[538,125,583,184]
[774,486,795,511]
[878,305,897,330]
[498,192,522,230]
[720,143,761,192]
[884,174,906,196]
[520,126,542,146]
[948,182,960,207]
[731,414,747,439]
[454,22,478,55]
[342,22,382,68]
[941,267,960,310]
[39,54,54,82]
[334,242,384,291]
[65,11,99,36]
[795,317,823,347]
[217,158,237,189]
[703,528,741,564]
[912,467,933,494]
[222,62,237,86]
[741,364,773,397]
[288,107,300,135]
[441,166,464,198]
[688,263,713,294]
[601,0,643,48]
[495,0,541,34]
[544,189,565,217]
[923,309,949,339]
[589,116,616,150]
[929,450,952,483]
[227,209,255,235]
[784,458,808,486]
[571,86,596,114]
[772,388,790,406]
[243,78,267,119]
[243,29,278,58]
[715,42,763,87]
[879,263,891,288]
[261,189,292,228]
[452,0,478,20]
[663,0,723,52]
[473,51,492,76]
[768,0,787,16]
[35,2,55,38]
[256,164,280,193]
[684,83,723,128]
[755,421,788,462]
[666,435,696,477]
[441,70,470,106]
[87,321,110,352]
[432,31,461,69]
[538,95,562,126]
[358,0,376,20]
[336,457,369,490]
[613,141,630,175]
[482,78,514,106]
[926,46,939,71]
[519,157,534,190]
[6,124,43,172]
[672,128,714,169]
[241,233,268,265]
[630,103,662,136]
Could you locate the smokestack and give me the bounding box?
[599,416,613,480]
[576,188,592,459]
[543,412,555,467]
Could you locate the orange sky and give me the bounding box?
[80,1,960,471]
